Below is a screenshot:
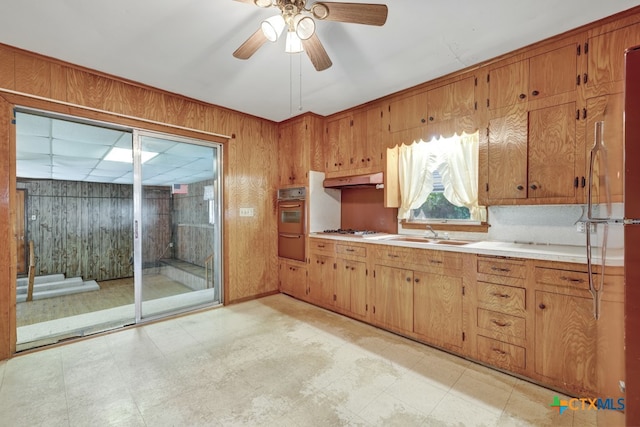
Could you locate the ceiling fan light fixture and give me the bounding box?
[254,0,273,7]
[285,31,304,53]
[261,15,286,42]
[294,15,315,40]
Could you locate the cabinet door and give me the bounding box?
[535,290,597,394]
[488,60,528,111]
[528,102,577,199]
[280,261,307,299]
[309,253,336,307]
[428,77,475,123]
[388,91,428,132]
[278,123,294,186]
[528,44,577,100]
[374,265,414,332]
[487,108,528,200]
[585,93,624,204]
[335,258,352,311]
[351,110,368,170]
[413,272,463,349]
[326,116,350,173]
[290,121,309,186]
[587,22,640,88]
[349,260,368,318]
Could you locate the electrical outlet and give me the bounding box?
[239,207,254,217]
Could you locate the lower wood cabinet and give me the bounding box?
[308,251,336,307]
[279,259,307,300]
[373,264,414,333]
[336,258,368,317]
[414,271,464,350]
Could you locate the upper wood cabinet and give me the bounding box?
[389,77,476,133]
[487,102,578,203]
[585,22,640,89]
[278,114,324,186]
[584,92,624,204]
[325,103,386,177]
[488,44,577,111]
[427,77,476,123]
[388,91,428,132]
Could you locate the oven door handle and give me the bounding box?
[279,234,302,239]
[279,204,302,209]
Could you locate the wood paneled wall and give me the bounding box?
[0,43,279,359]
[172,179,217,267]
[16,180,175,281]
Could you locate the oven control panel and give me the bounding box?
[277,187,306,200]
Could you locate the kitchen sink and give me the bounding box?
[431,240,471,246]
[386,236,471,246]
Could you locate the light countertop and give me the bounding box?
[309,233,624,267]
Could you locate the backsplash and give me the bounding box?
[400,203,624,248]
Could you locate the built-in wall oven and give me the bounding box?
[277,187,306,261]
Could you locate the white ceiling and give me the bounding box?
[1,1,639,122]
[16,112,216,186]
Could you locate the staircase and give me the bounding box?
[16,274,100,303]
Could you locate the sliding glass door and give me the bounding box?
[134,131,222,321]
[14,110,223,351]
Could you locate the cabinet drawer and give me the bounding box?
[336,244,366,257]
[477,308,526,339]
[375,246,411,262]
[534,267,589,290]
[478,282,526,316]
[477,335,526,371]
[478,258,526,279]
[310,239,335,253]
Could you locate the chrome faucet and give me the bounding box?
[425,225,438,239]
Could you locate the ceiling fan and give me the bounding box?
[232,0,388,71]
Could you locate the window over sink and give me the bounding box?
[397,131,487,224]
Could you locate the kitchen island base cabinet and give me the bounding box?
[413,272,464,351]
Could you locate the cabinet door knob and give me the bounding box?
[532,90,540,96]
[517,185,524,190]
[519,93,526,100]
[429,116,434,122]
[414,278,420,283]
[421,118,426,123]
[406,277,412,282]
[530,184,538,190]
[539,303,546,309]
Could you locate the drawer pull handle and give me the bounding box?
[430,260,443,264]
[345,249,355,252]
[560,276,585,284]
[345,266,350,269]
[491,319,510,327]
[492,348,508,355]
[388,254,400,258]
[491,266,511,273]
[491,292,511,299]
[317,244,325,248]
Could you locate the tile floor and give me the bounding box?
[0,294,598,426]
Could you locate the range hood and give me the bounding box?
[323,172,384,188]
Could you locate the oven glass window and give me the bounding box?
[281,210,301,223]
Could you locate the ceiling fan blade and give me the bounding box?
[312,2,388,26]
[233,28,269,60]
[301,33,332,71]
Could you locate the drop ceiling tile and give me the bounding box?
[84,175,116,183]
[184,158,214,171]
[16,113,51,137]
[113,177,134,184]
[52,120,126,145]
[90,168,130,178]
[16,153,50,162]
[144,153,193,167]
[164,144,213,158]
[52,172,90,181]
[17,135,51,154]
[141,137,178,153]
[52,156,100,168]
[52,139,111,159]
[95,160,135,172]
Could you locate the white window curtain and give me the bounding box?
[397,131,486,221]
